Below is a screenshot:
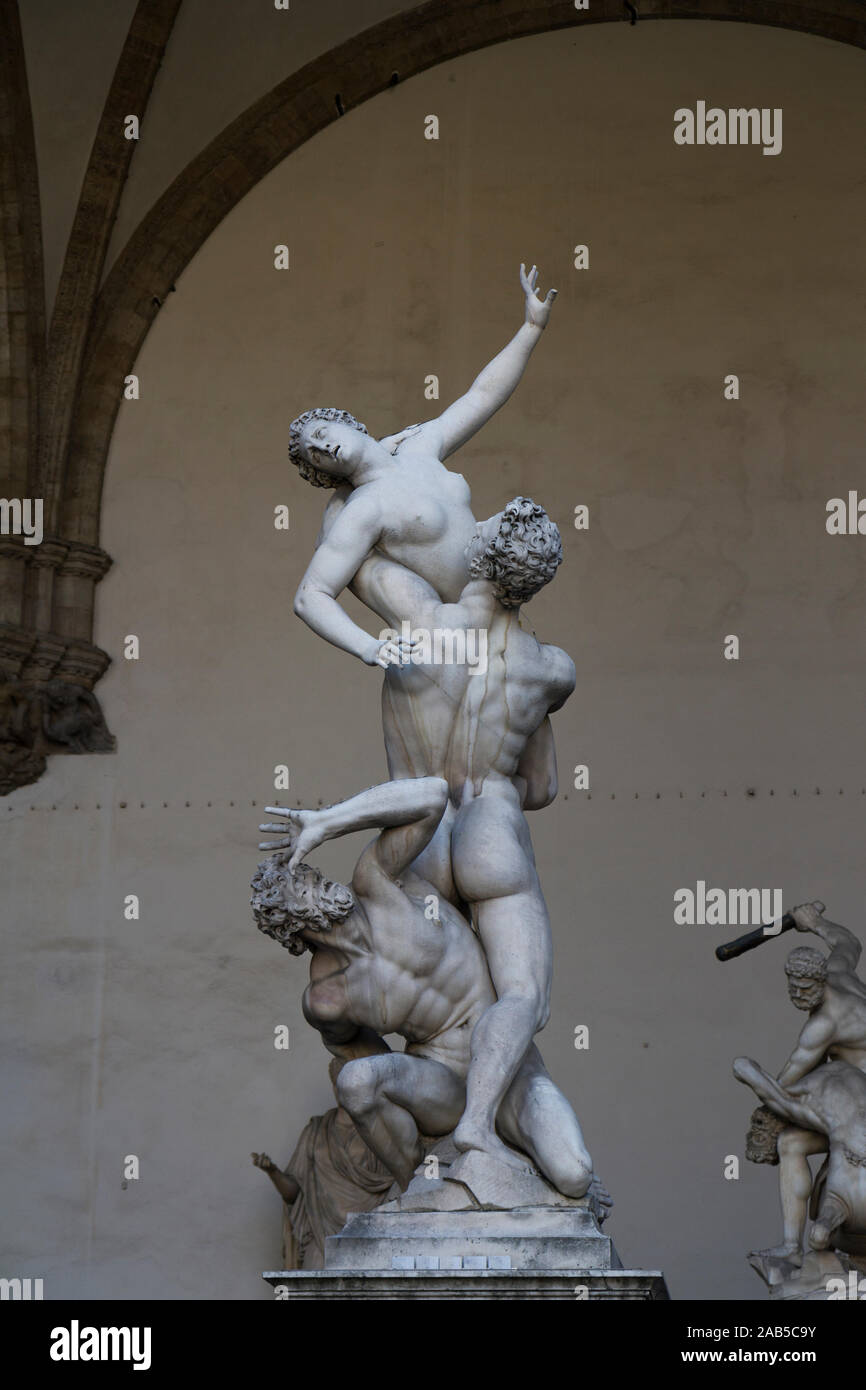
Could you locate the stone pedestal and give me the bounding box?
[749,1244,866,1300]
[320,1203,617,1271]
[264,1142,668,1300]
[264,1268,668,1299]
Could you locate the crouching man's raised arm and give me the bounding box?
[259,777,450,888]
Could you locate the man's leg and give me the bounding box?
[498,1045,593,1198]
[734,1058,829,1263]
[406,799,461,908]
[336,1052,465,1189]
[809,1188,850,1252]
[451,796,553,1168]
[768,1126,829,1263]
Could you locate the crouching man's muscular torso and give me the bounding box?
[302,857,491,1078]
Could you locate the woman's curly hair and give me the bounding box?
[469,496,563,608]
[288,407,369,488]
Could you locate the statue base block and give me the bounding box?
[264,1143,667,1299]
[318,1203,619,1270]
[263,1267,668,1300]
[264,1142,668,1298]
[749,1246,866,1300]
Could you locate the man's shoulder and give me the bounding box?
[828,972,866,1006]
[540,643,576,693]
[800,1003,838,1042]
[351,843,412,904]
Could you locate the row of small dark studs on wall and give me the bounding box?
[567,787,864,801]
[8,787,865,811]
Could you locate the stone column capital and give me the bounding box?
[56,640,112,686]
[0,623,37,677]
[26,537,70,570]
[57,542,112,582]
[0,536,28,562]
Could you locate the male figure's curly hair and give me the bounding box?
[250,852,355,955]
[469,496,563,609]
[785,946,828,982]
[745,1105,786,1165]
[288,407,369,488]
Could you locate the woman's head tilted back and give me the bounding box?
[288,407,370,488]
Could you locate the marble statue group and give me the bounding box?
[251,266,614,1267]
[247,264,866,1300]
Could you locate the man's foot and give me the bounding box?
[453,1120,536,1175]
[808,1219,836,1251]
[750,1241,802,1267]
[589,1174,614,1222]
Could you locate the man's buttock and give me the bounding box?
[451,789,537,902]
[479,771,524,801]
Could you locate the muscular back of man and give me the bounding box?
[445,597,574,801]
[823,971,866,1070]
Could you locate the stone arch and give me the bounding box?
[64,0,866,546]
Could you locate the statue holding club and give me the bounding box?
[720,901,866,1294]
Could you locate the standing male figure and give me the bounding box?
[343,500,574,1168]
